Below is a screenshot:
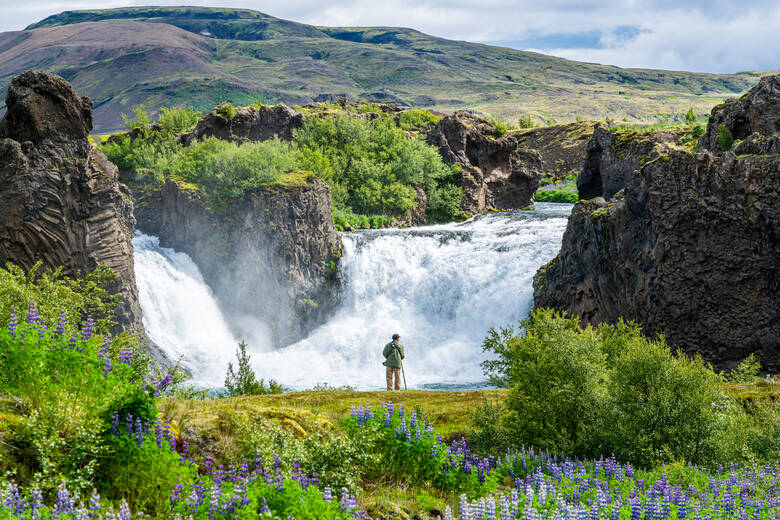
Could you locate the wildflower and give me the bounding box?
[8,307,18,337]
[26,301,39,324]
[81,315,95,340]
[54,311,67,335]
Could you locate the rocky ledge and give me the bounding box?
[427,111,542,213]
[534,75,780,370]
[0,71,145,336]
[134,174,341,347]
[183,103,303,144]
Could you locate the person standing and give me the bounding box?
[382,333,405,391]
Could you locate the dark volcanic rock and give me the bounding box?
[134,176,341,347]
[699,75,780,153]
[428,111,542,213]
[513,121,597,179]
[0,71,144,336]
[186,104,303,144]
[534,75,780,370]
[577,124,688,200]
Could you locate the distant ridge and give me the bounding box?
[1,6,772,132]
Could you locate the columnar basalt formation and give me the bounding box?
[534,75,780,370]
[0,71,144,335]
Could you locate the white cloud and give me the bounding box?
[0,0,778,72]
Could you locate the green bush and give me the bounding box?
[479,308,776,467]
[517,114,536,128]
[0,262,122,336]
[727,353,761,383]
[481,309,607,455]
[398,109,441,130]
[215,102,237,119]
[157,106,201,133]
[717,123,734,150]
[224,341,282,396]
[121,105,150,132]
[685,108,697,125]
[601,338,725,467]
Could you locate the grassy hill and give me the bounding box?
[0,6,773,132]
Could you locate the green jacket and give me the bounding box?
[382,341,405,368]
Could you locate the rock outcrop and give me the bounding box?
[428,111,542,213]
[513,121,597,179]
[134,174,341,347]
[0,71,144,335]
[699,75,780,153]
[185,104,303,144]
[534,75,780,370]
[577,124,689,200]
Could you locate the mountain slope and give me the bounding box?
[1,6,772,132]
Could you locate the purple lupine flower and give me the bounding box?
[54,311,67,335]
[118,500,132,520]
[38,323,47,339]
[170,481,183,506]
[55,483,74,515]
[119,347,134,366]
[26,301,39,324]
[155,373,174,396]
[88,491,101,519]
[80,315,95,340]
[8,307,18,337]
[98,337,113,377]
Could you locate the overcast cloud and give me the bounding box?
[1,0,778,73]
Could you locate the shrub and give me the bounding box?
[121,105,150,132]
[727,353,761,383]
[224,341,282,396]
[479,308,768,467]
[481,309,607,455]
[215,102,237,119]
[685,108,697,125]
[602,338,725,467]
[717,123,734,150]
[398,109,441,130]
[157,106,200,133]
[517,114,536,128]
[0,262,122,336]
[488,118,509,137]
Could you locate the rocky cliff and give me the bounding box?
[134,174,341,347]
[534,75,780,370]
[428,111,542,213]
[577,124,689,200]
[0,71,145,336]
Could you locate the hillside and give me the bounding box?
[0,6,772,132]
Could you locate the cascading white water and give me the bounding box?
[134,203,572,389]
[254,203,573,389]
[133,233,240,385]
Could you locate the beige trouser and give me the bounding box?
[386,366,401,391]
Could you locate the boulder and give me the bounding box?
[427,111,542,213]
[185,103,303,144]
[0,71,145,336]
[534,74,780,370]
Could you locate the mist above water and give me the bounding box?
[134,204,572,389]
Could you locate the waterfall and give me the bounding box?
[133,233,240,386]
[134,203,572,389]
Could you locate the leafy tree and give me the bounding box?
[685,108,697,125]
[224,341,282,396]
[727,353,761,383]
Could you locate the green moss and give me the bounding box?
[273,170,314,188]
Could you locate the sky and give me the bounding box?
[1,0,779,73]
